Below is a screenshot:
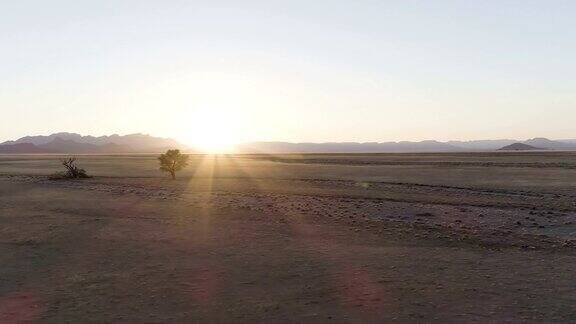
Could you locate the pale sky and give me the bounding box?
[1,0,575,146]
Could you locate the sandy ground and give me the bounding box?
[1,153,576,323]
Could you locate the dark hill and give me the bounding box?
[498,143,542,151]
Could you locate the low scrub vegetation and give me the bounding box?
[50,157,91,180]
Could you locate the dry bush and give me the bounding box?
[50,157,91,180]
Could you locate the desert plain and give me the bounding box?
[1,152,576,323]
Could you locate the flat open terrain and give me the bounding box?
[1,152,576,322]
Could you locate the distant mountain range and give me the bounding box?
[0,133,186,154]
[236,137,576,153]
[1,133,575,154]
[235,141,461,153]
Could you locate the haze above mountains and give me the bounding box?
[1,133,576,154]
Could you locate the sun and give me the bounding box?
[193,133,236,153]
[183,110,240,153]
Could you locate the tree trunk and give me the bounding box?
[170,171,176,180]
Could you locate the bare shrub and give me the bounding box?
[50,157,91,180]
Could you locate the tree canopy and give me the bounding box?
[158,149,189,179]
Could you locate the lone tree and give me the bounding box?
[158,149,190,180]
